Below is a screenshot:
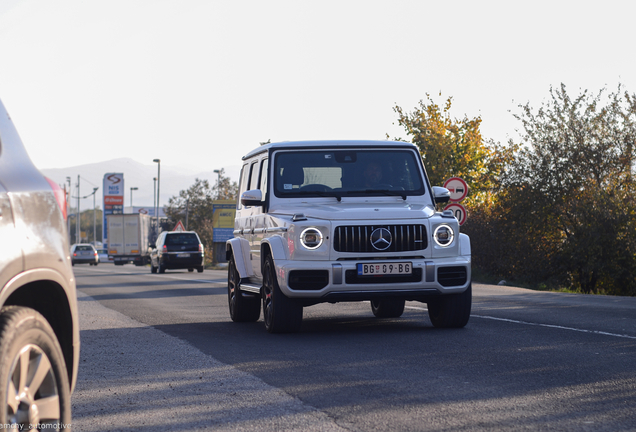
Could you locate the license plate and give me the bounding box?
[177,253,190,258]
[357,262,412,276]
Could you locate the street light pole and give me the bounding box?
[153,177,157,217]
[153,159,161,239]
[76,175,80,243]
[130,187,138,212]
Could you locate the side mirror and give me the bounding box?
[433,186,451,204]
[241,189,264,207]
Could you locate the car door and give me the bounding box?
[250,157,268,280]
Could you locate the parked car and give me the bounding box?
[70,243,99,266]
[0,98,79,428]
[150,231,204,273]
[227,140,472,333]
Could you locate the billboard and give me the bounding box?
[103,173,124,246]
[212,200,236,243]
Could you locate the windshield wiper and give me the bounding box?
[296,191,342,202]
[361,189,407,200]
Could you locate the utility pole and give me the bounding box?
[76,175,80,243]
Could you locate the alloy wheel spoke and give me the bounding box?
[34,395,60,421]
[28,352,52,398]
[6,380,19,414]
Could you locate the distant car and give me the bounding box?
[0,98,79,428]
[150,231,204,273]
[96,248,112,263]
[71,243,99,266]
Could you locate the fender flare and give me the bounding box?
[262,235,287,261]
[226,238,253,279]
[459,233,471,257]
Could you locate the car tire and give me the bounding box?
[227,256,260,322]
[188,268,194,272]
[197,266,204,273]
[371,298,405,318]
[0,306,71,430]
[262,255,302,333]
[427,283,472,328]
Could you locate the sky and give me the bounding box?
[0,0,634,179]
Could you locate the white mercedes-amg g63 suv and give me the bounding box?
[226,140,471,333]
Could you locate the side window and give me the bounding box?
[237,163,250,210]
[238,161,258,209]
[259,158,268,202]
[247,161,258,190]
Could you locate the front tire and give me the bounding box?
[150,263,157,274]
[371,298,405,318]
[262,255,302,333]
[0,307,71,430]
[427,283,472,328]
[227,256,260,322]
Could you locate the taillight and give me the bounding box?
[199,244,204,253]
[45,177,67,220]
[163,245,167,252]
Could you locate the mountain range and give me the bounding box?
[41,158,241,212]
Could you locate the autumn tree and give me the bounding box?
[165,171,238,249]
[485,84,636,295]
[393,94,511,205]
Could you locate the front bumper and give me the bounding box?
[273,256,471,300]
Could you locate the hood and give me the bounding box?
[269,200,436,221]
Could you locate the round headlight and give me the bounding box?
[300,228,323,250]
[433,224,454,247]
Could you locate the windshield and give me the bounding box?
[273,149,426,199]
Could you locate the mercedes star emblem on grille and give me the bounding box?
[370,228,392,251]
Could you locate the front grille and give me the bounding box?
[437,266,468,287]
[334,225,427,253]
[345,268,423,284]
[288,270,329,290]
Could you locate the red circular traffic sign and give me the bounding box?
[443,177,468,202]
[445,203,468,226]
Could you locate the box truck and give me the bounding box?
[107,214,153,266]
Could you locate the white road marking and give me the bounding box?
[405,305,636,340]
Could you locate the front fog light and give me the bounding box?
[300,228,323,249]
[433,224,454,247]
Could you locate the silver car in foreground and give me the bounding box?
[0,99,79,429]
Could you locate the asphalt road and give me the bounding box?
[72,264,636,431]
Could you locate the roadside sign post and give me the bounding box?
[443,177,469,226]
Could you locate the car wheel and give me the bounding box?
[197,266,204,273]
[427,283,472,328]
[188,268,194,272]
[262,255,302,333]
[0,306,71,430]
[227,256,260,322]
[371,298,405,318]
[158,263,165,274]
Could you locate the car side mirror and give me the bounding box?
[241,189,264,207]
[433,186,451,204]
